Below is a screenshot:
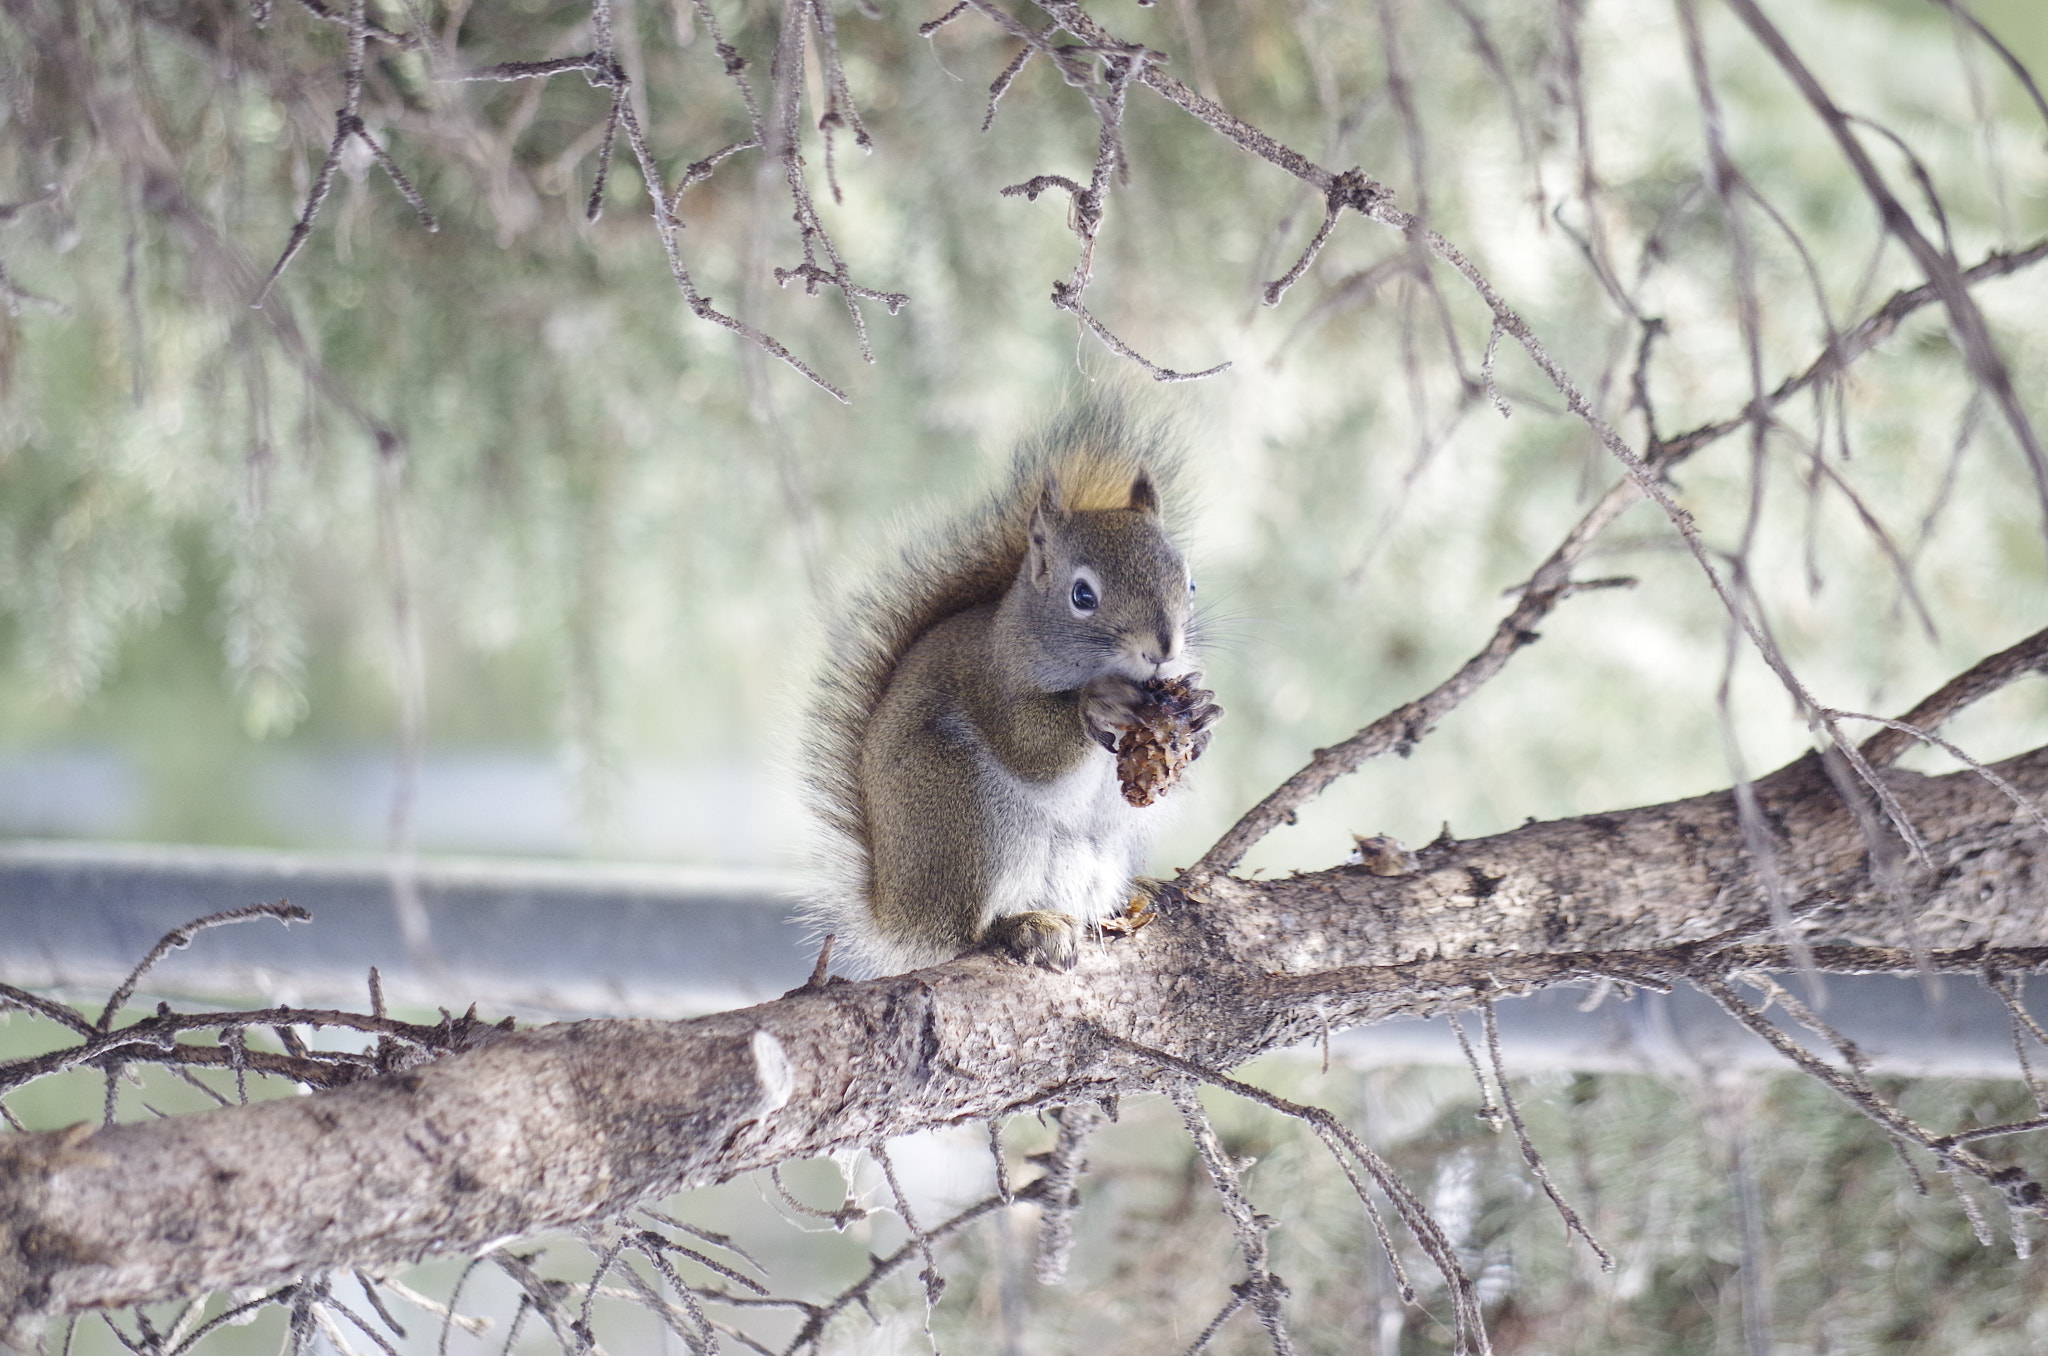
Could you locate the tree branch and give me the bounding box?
[6,731,2048,1343]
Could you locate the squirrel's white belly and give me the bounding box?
[981,756,1149,926]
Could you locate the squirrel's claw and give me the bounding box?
[1080,673,1148,746]
[984,910,1083,971]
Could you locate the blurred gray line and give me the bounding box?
[1341,976,2032,1080]
[1,840,2036,1078]
[0,840,817,1018]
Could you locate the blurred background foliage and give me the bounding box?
[6,0,2048,1350]
[0,0,2043,875]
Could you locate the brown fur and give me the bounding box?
[801,401,1192,974]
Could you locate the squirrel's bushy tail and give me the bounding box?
[799,398,1184,973]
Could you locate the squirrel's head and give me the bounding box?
[1013,468,1197,689]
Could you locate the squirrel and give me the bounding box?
[802,404,1222,976]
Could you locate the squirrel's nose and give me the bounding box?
[1143,628,1179,667]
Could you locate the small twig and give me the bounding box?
[1170,1083,1297,1356]
[1099,1036,1485,1348]
[1052,287,1232,382]
[3,998,492,1095]
[222,1025,250,1106]
[1181,1291,1248,1356]
[628,1232,720,1355]
[871,1141,944,1319]
[1448,1014,1505,1132]
[1480,319,1512,418]
[1928,0,2048,133]
[1693,972,2048,1221]
[351,1273,406,1344]
[917,2,969,38]
[1262,169,1390,308]
[1722,0,2048,534]
[981,38,1036,131]
[639,1211,768,1279]
[255,0,436,307]
[1986,971,2048,1113]
[1031,1102,1102,1285]
[987,1118,1013,1204]
[1,982,98,1036]
[450,54,606,82]
[999,174,1086,202]
[637,1228,770,1297]
[1479,1001,1614,1269]
[323,1295,404,1356]
[768,1163,865,1230]
[98,901,311,1031]
[1830,710,2048,845]
[437,1258,489,1356]
[1741,972,1871,1084]
[576,1234,630,1348]
[586,88,625,223]
[781,1180,1039,1353]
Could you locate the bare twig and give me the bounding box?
[1190,239,2048,879]
[1927,0,2048,133]
[1985,971,2048,1114]
[780,1182,1040,1354]
[1692,973,2048,1221]
[1169,1083,1297,1356]
[1722,0,2048,533]
[1099,1038,1486,1350]
[1030,1101,1103,1285]
[1479,1000,1614,1270]
[1829,710,2048,843]
[255,0,436,307]
[768,1164,865,1230]
[4,995,504,1096]
[987,1119,1013,1204]
[97,902,311,1031]
[870,1141,944,1313]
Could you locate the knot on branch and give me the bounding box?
[776,262,835,296]
[584,56,627,89]
[1233,1272,1292,1301]
[1327,167,1390,216]
[715,43,747,77]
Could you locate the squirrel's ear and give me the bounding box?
[1128,469,1160,515]
[1028,475,1065,583]
[1038,474,1067,519]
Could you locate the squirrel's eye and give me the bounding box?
[1070,577,1099,612]
[1188,578,1198,596]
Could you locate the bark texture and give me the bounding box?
[2,746,2044,1346]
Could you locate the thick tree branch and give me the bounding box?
[5,737,2047,1344]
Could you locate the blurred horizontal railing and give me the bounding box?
[0,839,815,1019]
[1,839,2032,1079]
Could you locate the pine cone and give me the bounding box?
[1114,675,1209,808]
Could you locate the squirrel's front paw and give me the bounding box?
[983,910,1083,971]
[1080,674,1149,752]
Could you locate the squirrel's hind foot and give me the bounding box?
[984,910,1083,971]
